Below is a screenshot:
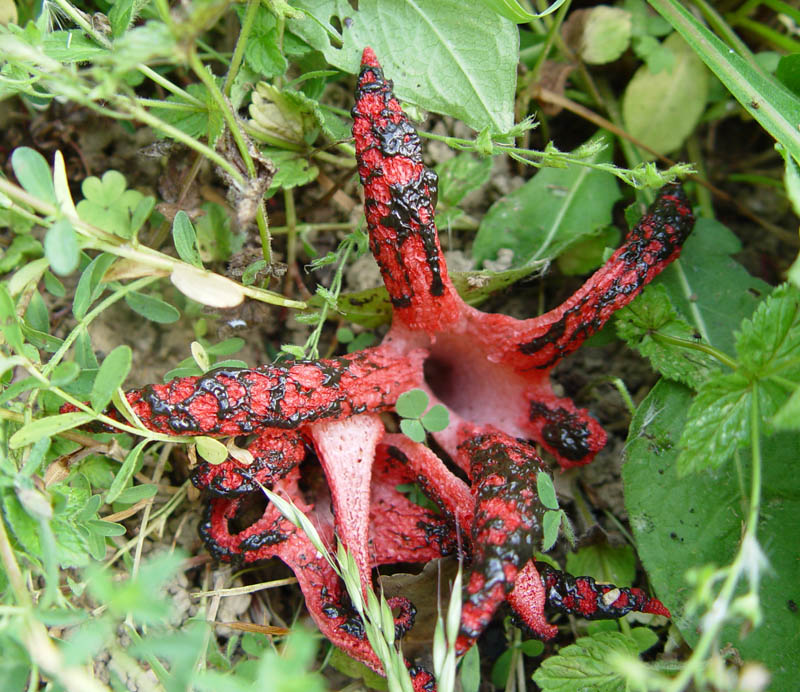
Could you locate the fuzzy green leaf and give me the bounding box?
[536,471,559,510]
[532,631,639,692]
[105,440,147,504]
[90,345,132,412]
[124,291,180,324]
[10,412,95,449]
[44,220,80,276]
[171,212,203,268]
[542,510,561,552]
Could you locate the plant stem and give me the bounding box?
[651,331,738,370]
[224,0,260,97]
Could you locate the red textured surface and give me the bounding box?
[67,46,690,685]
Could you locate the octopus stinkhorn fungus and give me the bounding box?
[70,47,692,688]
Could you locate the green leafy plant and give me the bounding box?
[1,0,799,690]
[395,389,450,443]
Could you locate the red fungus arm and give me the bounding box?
[508,560,669,639]
[191,428,307,496]
[88,346,424,436]
[482,184,695,371]
[353,48,462,332]
[455,432,547,653]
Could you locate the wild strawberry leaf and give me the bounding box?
[735,283,800,381]
[616,284,718,388]
[532,631,639,692]
[676,372,751,475]
[625,380,800,692]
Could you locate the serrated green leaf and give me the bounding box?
[90,345,132,411]
[566,542,636,587]
[616,284,718,388]
[473,131,620,267]
[622,32,709,156]
[421,404,449,432]
[44,220,80,276]
[105,440,147,504]
[400,419,426,443]
[11,147,56,204]
[396,389,429,418]
[124,291,180,323]
[735,283,800,381]
[264,148,318,192]
[676,372,751,474]
[244,11,287,78]
[289,0,518,133]
[542,510,561,552]
[196,436,229,465]
[532,631,639,692]
[9,412,95,449]
[537,471,558,510]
